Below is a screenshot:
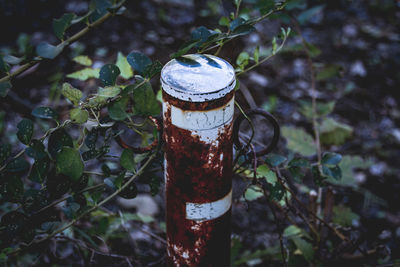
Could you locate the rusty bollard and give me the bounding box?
[161,54,236,266]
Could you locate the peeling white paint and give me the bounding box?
[186,190,232,221]
[170,97,234,131]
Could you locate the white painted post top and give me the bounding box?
[161,54,236,102]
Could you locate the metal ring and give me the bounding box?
[233,108,280,157]
[114,116,162,154]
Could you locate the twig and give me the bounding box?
[263,188,287,266]
[200,6,280,54]
[275,169,348,242]
[236,32,289,76]
[239,81,257,109]
[132,222,167,245]
[291,18,324,226]
[55,235,134,266]
[35,183,105,214]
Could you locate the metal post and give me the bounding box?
[161,54,236,266]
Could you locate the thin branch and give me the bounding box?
[275,169,348,242]
[236,34,289,76]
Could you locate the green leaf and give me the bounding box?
[288,158,310,168]
[36,42,65,59]
[70,108,88,124]
[56,147,84,181]
[322,165,341,180]
[17,33,32,55]
[17,119,34,145]
[244,185,264,201]
[0,175,24,202]
[29,156,50,182]
[0,144,11,164]
[312,165,326,185]
[127,51,152,75]
[292,237,314,262]
[191,26,216,44]
[48,128,73,158]
[256,164,277,185]
[333,205,360,227]
[26,140,47,160]
[0,55,10,73]
[6,157,30,172]
[327,155,372,187]
[115,52,133,79]
[256,0,276,15]
[230,24,255,37]
[253,46,260,64]
[53,13,75,40]
[0,111,4,134]
[82,149,100,161]
[230,17,246,31]
[305,42,321,58]
[321,152,342,166]
[267,182,285,202]
[143,60,163,78]
[299,100,335,119]
[272,37,277,54]
[119,182,138,199]
[72,173,89,191]
[316,64,342,81]
[281,126,316,156]
[170,39,200,58]
[98,86,121,98]
[288,157,311,182]
[218,16,230,27]
[3,55,24,65]
[297,5,324,25]
[61,82,82,105]
[319,118,353,145]
[32,106,58,120]
[108,96,128,121]
[85,129,98,150]
[72,55,92,66]
[0,82,12,97]
[132,80,160,116]
[265,153,286,167]
[283,225,302,238]
[89,0,112,21]
[66,68,100,80]
[120,149,135,171]
[99,64,120,86]
[236,51,249,69]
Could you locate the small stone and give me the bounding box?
[350,61,367,77]
[378,230,392,240]
[117,193,159,217]
[249,72,269,87]
[343,24,358,37]
[391,129,400,143]
[354,172,366,183]
[370,162,386,176]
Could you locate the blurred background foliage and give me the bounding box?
[0,0,400,266]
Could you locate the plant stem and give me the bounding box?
[292,18,324,225]
[236,34,288,76]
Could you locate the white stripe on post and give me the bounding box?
[185,190,232,221]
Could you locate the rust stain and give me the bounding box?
[163,91,233,266]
